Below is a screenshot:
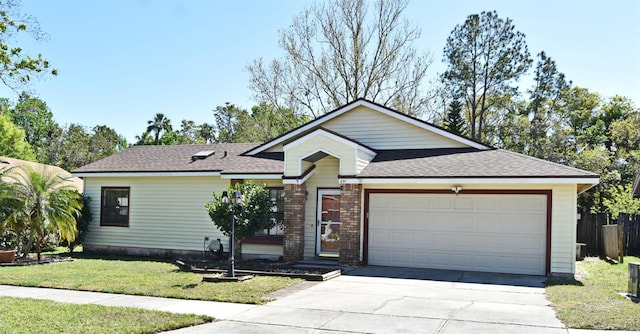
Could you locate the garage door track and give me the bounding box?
[177,266,566,333]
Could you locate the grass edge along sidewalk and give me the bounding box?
[1,296,213,334]
[0,253,304,304]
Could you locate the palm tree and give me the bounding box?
[146,113,173,145]
[0,165,82,261]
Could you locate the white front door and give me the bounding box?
[316,189,341,257]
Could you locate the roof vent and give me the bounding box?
[191,150,215,161]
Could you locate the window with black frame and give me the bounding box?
[101,187,130,227]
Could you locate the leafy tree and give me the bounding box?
[58,123,91,171]
[6,93,60,163]
[600,95,636,152]
[89,125,127,161]
[173,120,217,144]
[134,131,154,145]
[175,120,200,144]
[524,52,570,159]
[0,165,82,261]
[197,123,217,144]
[205,182,273,256]
[0,111,35,160]
[602,184,640,219]
[213,103,247,143]
[146,113,172,145]
[0,0,57,92]
[558,87,601,152]
[247,0,432,117]
[443,98,465,135]
[213,102,311,143]
[443,10,532,141]
[494,104,530,153]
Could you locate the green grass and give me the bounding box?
[0,296,212,334]
[0,254,303,304]
[546,256,640,330]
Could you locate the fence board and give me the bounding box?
[602,225,622,262]
[577,213,640,257]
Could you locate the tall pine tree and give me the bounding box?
[444,99,466,135]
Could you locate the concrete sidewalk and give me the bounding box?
[2,270,638,334]
[0,284,255,320]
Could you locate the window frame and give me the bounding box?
[243,187,285,244]
[100,186,131,227]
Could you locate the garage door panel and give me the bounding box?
[368,193,547,275]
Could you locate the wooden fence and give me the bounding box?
[577,213,640,256]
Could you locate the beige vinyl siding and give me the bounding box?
[362,183,578,274]
[83,176,229,251]
[549,184,577,274]
[323,106,468,149]
[303,156,340,257]
[242,244,283,256]
[250,179,285,188]
[285,135,356,176]
[265,143,284,153]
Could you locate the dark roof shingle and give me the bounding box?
[73,144,598,180]
[358,148,599,178]
[72,144,284,174]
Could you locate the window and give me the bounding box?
[258,187,285,236]
[101,187,130,227]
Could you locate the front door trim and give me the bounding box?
[316,188,341,257]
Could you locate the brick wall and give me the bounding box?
[283,183,306,261]
[339,183,362,266]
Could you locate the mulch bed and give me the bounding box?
[176,259,342,281]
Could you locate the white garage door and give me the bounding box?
[368,193,547,275]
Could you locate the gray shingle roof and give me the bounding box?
[357,148,599,178]
[73,144,598,179]
[72,144,284,174]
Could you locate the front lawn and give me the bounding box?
[546,256,640,330]
[0,254,303,304]
[1,296,212,334]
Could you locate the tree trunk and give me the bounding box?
[36,233,44,262]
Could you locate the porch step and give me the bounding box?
[294,259,340,269]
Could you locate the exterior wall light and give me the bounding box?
[451,186,463,195]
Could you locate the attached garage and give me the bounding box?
[365,191,550,275]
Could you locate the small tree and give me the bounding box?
[444,98,466,135]
[205,182,274,257]
[602,184,640,219]
[0,165,82,260]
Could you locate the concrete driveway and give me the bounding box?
[170,266,566,333]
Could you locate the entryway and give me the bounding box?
[316,189,341,257]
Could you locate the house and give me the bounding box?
[0,156,83,192]
[73,99,599,276]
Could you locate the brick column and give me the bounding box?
[283,183,306,261]
[339,183,362,266]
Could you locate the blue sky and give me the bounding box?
[2,0,638,143]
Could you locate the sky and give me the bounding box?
[1,0,638,144]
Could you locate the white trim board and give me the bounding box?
[73,171,223,178]
[339,177,600,185]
